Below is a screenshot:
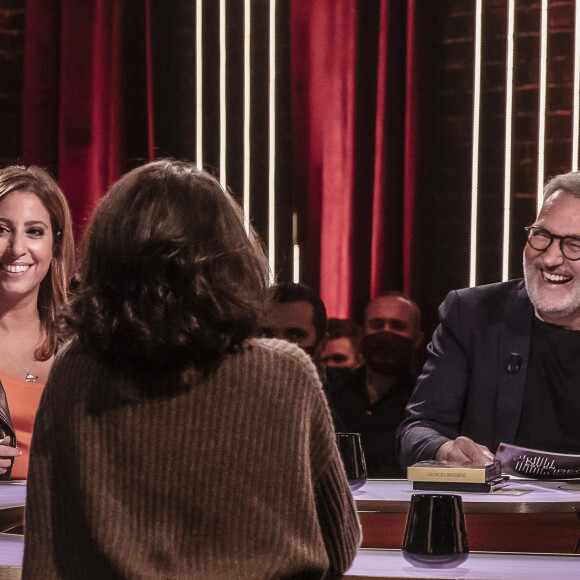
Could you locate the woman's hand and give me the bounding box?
[0,436,22,474]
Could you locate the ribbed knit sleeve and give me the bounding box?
[314,460,361,576]
[23,338,361,579]
[306,359,361,576]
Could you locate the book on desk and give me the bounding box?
[407,459,508,492]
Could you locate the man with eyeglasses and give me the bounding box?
[397,171,580,468]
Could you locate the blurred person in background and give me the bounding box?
[258,281,328,366]
[322,318,363,391]
[328,292,424,478]
[321,318,363,369]
[257,282,348,431]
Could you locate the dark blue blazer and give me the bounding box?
[397,279,533,468]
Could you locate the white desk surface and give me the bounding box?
[2,543,580,578]
[355,479,580,513]
[345,549,580,579]
[0,533,23,567]
[0,481,26,509]
[3,480,580,572]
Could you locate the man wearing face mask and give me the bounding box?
[327,292,424,478]
[321,318,363,390]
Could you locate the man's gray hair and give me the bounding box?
[543,171,580,202]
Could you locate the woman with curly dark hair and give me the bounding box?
[23,159,360,579]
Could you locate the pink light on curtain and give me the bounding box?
[370,0,389,299]
[57,0,122,235]
[290,0,357,318]
[316,0,357,319]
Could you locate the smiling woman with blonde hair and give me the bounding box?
[23,159,360,579]
[0,165,74,480]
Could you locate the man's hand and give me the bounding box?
[435,436,495,464]
[0,436,22,474]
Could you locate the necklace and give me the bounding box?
[0,332,40,382]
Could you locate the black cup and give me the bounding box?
[402,494,469,568]
[335,432,367,491]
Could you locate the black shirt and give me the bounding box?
[327,366,414,478]
[515,317,580,454]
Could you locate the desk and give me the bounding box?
[0,481,25,579]
[344,548,580,579]
[355,480,580,554]
[0,481,25,535]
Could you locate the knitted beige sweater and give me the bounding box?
[23,338,361,579]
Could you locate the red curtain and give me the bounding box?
[290,0,357,320]
[370,0,388,299]
[22,0,153,237]
[21,0,434,322]
[291,0,434,320]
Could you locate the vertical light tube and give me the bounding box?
[196,0,203,169]
[268,0,276,284]
[537,0,548,214]
[243,0,251,234]
[470,0,483,288]
[219,0,227,186]
[573,1,580,171]
[502,0,515,282]
[292,211,300,283]
[293,245,300,283]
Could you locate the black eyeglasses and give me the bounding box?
[525,226,580,261]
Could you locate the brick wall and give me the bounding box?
[3,2,578,334]
[0,0,24,166]
[422,0,576,334]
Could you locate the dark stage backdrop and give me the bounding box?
[20,0,436,324]
[19,1,560,341]
[290,0,436,321]
[22,0,294,277]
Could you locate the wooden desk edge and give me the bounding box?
[356,499,580,514]
[353,547,580,557]
[0,505,24,534]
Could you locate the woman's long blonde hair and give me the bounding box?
[0,166,75,360]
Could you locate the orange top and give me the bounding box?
[0,372,45,480]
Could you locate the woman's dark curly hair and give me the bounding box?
[61,159,268,378]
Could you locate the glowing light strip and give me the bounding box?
[293,245,300,283]
[292,212,300,283]
[196,0,203,169]
[502,0,515,282]
[268,0,276,284]
[537,0,548,214]
[469,0,483,288]
[243,0,251,234]
[573,1,580,171]
[219,0,227,186]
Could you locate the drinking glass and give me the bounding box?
[402,494,469,568]
[335,432,367,491]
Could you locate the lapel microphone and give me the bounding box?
[505,353,522,374]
